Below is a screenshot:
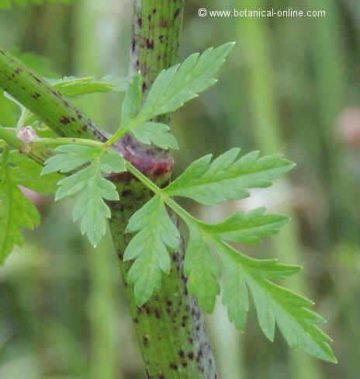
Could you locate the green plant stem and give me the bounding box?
[0,126,24,150]
[107,1,218,378]
[36,137,103,149]
[0,125,54,164]
[0,49,105,141]
[0,126,104,164]
[105,116,145,146]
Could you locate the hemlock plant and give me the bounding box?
[0,41,336,360]
[0,0,336,377]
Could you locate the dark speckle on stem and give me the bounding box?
[143,335,150,347]
[160,19,169,28]
[60,116,71,125]
[169,363,178,371]
[30,73,41,84]
[146,38,154,49]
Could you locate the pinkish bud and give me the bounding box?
[17,126,39,143]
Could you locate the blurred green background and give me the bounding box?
[0,0,359,378]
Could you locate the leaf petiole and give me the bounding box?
[104,115,146,146]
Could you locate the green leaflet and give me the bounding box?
[201,207,289,244]
[184,228,220,312]
[7,151,60,194]
[219,244,336,363]
[132,122,179,150]
[50,76,126,97]
[42,145,100,174]
[0,152,40,263]
[121,74,142,126]
[107,43,234,147]
[42,144,126,247]
[139,42,235,119]
[118,75,178,150]
[124,196,180,306]
[165,148,295,205]
[183,218,298,315]
[220,245,300,330]
[179,214,336,362]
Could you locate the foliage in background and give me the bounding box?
[0,0,73,9]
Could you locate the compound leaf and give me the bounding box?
[132,122,178,150]
[165,148,295,205]
[219,244,336,363]
[124,196,180,306]
[184,228,220,312]
[140,42,235,119]
[110,43,234,147]
[201,208,289,244]
[42,144,100,174]
[43,144,126,246]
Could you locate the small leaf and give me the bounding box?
[100,149,127,173]
[72,171,118,247]
[132,122,179,150]
[0,158,40,263]
[218,244,336,363]
[55,166,93,200]
[7,151,60,194]
[42,144,98,174]
[121,74,142,126]
[202,208,289,244]
[184,227,220,312]
[50,76,125,97]
[165,148,295,205]
[140,42,235,119]
[124,196,180,306]
[221,252,249,331]
[43,144,126,246]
